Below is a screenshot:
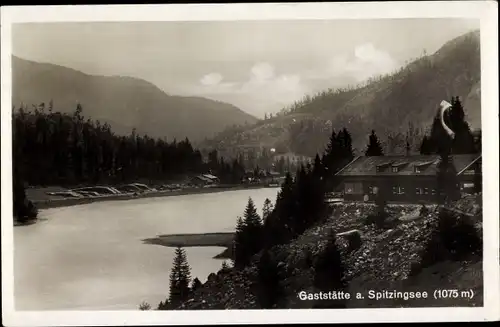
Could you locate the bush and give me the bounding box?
[419,204,429,216]
[346,231,362,252]
[312,230,347,308]
[410,209,482,276]
[365,211,388,229]
[256,249,284,309]
[138,301,151,310]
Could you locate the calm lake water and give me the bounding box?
[14,188,279,311]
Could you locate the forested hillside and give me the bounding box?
[200,30,480,157]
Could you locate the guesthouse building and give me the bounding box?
[335,154,481,203]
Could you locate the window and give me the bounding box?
[345,182,363,194]
[463,182,474,188]
[464,169,475,175]
[414,167,421,173]
[393,186,405,195]
[344,183,363,194]
[424,188,429,195]
[416,187,423,195]
[392,167,399,173]
[431,189,436,195]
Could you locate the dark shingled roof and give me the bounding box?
[335,154,481,177]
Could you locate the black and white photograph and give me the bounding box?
[1,2,498,325]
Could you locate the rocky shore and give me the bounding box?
[168,195,483,310]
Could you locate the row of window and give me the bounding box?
[344,183,460,195]
[376,166,426,173]
[344,183,467,196]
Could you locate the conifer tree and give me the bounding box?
[449,96,476,154]
[436,150,459,204]
[365,130,384,156]
[313,230,347,308]
[419,135,432,155]
[234,198,264,269]
[256,249,284,309]
[233,216,247,269]
[191,277,202,293]
[262,198,274,223]
[168,247,191,308]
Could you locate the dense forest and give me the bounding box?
[12,102,250,188]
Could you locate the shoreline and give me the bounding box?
[31,184,279,210]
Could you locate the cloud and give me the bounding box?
[328,43,399,82]
[250,62,275,82]
[200,72,223,86]
[190,46,398,116]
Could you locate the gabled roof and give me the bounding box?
[193,175,211,182]
[202,174,219,180]
[335,154,481,177]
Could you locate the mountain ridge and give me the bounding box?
[200,30,481,157]
[12,55,258,141]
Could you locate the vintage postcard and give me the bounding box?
[1,1,499,326]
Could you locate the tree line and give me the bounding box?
[12,103,256,188]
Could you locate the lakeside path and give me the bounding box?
[30,184,279,210]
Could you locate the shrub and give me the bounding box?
[256,249,284,309]
[138,301,151,310]
[346,231,362,252]
[410,209,482,276]
[312,230,347,308]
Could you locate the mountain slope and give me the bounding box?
[201,30,481,156]
[12,56,258,141]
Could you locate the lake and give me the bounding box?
[14,188,280,311]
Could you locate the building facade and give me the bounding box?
[335,154,481,203]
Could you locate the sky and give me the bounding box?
[12,19,479,118]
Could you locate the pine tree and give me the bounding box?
[419,135,432,155]
[262,198,274,223]
[436,150,460,204]
[256,249,284,309]
[233,216,246,269]
[473,164,482,194]
[234,198,265,269]
[365,130,384,156]
[12,168,38,223]
[313,230,347,308]
[405,136,411,155]
[191,277,202,293]
[168,247,192,308]
[449,97,476,154]
[262,172,296,248]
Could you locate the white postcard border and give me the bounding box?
[1,1,498,325]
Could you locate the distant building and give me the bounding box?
[190,175,214,186]
[272,152,313,165]
[202,174,220,184]
[335,154,481,203]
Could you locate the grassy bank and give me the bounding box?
[142,232,235,260]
